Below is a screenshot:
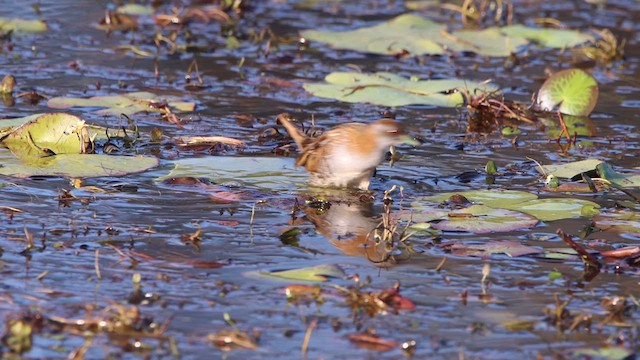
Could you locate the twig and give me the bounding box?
[95,249,102,280]
[301,318,318,356]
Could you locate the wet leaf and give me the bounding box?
[544,115,596,138]
[0,152,158,178]
[1,113,90,159]
[347,333,400,352]
[304,72,494,107]
[597,162,640,188]
[47,91,196,116]
[572,346,633,360]
[302,14,593,57]
[431,204,538,234]
[259,264,345,282]
[451,240,543,257]
[0,17,47,33]
[175,136,245,148]
[207,329,258,351]
[418,189,537,208]
[117,4,155,16]
[537,68,599,116]
[540,158,603,178]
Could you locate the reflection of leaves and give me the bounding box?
[537,69,599,116]
[302,14,593,57]
[544,115,596,138]
[304,72,494,107]
[48,92,196,116]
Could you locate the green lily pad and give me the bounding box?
[301,14,445,56]
[158,156,307,192]
[302,14,594,57]
[419,190,538,208]
[451,240,543,257]
[597,162,640,188]
[47,91,196,116]
[537,68,599,116]
[117,4,155,16]
[501,25,594,48]
[1,113,89,159]
[0,151,158,178]
[540,158,603,178]
[0,113,127,141]
[503,198,601,221]
[429,204,538,234]
[303,72,494,107]
[414,190,600,223]
[0,17,48,33]
[258,264,345,282]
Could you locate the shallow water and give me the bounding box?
[1,0,640,358]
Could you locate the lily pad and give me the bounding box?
[0,151,159,178]
[540,158,603,178]
[303,72,494,107]
[0,17,48,33]
[302,14,594,57]
[1,113,89,159]
[428,204,538,234]
[258,264,345,282]
[451,240,543,257]
[503,198,601,222]
[537,68,599,116]
[597,162,640,188]
[47,91,196,116]
[0,113,127,141]
[419,189,538,208]
[158,156,307,192]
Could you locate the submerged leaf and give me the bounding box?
[304,72,494,107]
[537,68,599,116]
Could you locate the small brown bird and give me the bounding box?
[277,113,417,190]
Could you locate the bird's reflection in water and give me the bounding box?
[296,193,412,267]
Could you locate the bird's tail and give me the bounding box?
[276,113,307,151]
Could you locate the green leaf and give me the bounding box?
[47,91,196,116]
[0,152,159,178]
[540,158,603,178]
[429,204,538,234]
[158,156,307,192]
[301,14,593,57]
[452,240,543,257]
[0,113,89,159]
[258,264,345,282]
[116,4,155,16]
[501,25,594,48]
[543,115,596,138]
[418,190,538,208]
[502,198,600,221]
[597,162,640,188]
[301,14,445,56]
[303,72,494,107]
[0,17,47,33]
[537,68,599,116]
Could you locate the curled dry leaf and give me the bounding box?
[175,136,245,148]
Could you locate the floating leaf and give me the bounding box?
[503,198,600,221]
[0,113,127,141]
[597,162,640,188]
[259,264,345,282]
[451,240,543,257]
[0,17,47,33]
[501,25,594,48]
[572,346,633,360]
[1,113,90,160]
[304,72,494,107]
[158,156,307,191]
[419,190,537,208]
[302,14,593,57]
[540,158,603,178]
[537,68,599,116]
[428,204,538,234]
[301,14,445,56]
[117,4,155,16]
[47,91,196,116]
[0,152,158,178]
